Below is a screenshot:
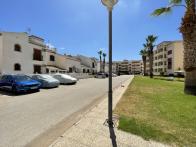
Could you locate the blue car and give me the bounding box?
[0,74,41,93]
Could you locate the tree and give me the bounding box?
[98,50,103,72]
[140,49,148,76]
[152,0,196,95]
[103,53,107,73]
[144,35,158,78]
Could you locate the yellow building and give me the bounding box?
[146,40,184,76]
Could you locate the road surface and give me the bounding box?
[0,75,131,147]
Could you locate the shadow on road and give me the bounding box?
[0,89,40,97]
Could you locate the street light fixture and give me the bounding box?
[101,0,118,127]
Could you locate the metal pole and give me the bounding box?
[108,10,113,126]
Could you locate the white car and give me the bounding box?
[31,74,60,88]
[52,74,77,85]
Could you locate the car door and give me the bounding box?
[6,75,14,90]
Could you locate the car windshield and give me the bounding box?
[14,75,32,82]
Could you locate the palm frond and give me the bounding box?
[152,7,172,16]
[170,0,182,4]
[103,53,107,57]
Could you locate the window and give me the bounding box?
[168,58,172,69]
[168,50,172,55]
[14,63,21,71]
[14,44,21,52]
[50,55,55,61]
[33,49,42,61]
[92,62,95,68]
[34,65,41,74]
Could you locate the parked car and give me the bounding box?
[31,74,60,88]
[0,74,41,93]
[52,73,77,84]
[95,72,106,79]
[112,73,117,77]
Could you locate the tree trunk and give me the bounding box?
[149,51,153,78]
[100,56,102,72]
[180,1,196,95]
[142,56,147,76]
[103,59,105,73]
[184,69,196,95]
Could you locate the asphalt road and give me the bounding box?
[0,75,131,147]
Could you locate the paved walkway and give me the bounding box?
[49,76,169,147]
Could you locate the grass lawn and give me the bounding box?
[114,76,196,147]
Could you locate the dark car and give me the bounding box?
[0,74,41,93]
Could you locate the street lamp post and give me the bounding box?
[101,0,118,127]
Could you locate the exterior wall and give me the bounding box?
[0,32,33,74]
[64,56,81,73]
[173,42,184,72]
[167,41,184,75]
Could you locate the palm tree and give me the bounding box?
[103,53,107,73]
[98,50,103,72]
[152,0,196,95]
[144,35,158,78]
[140,49,148,76]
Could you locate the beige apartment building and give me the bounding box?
[130,60,143,74]
[114,60,143,75]
[117,60,130,74]
[145,40,184,76]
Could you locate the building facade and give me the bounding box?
[0,32,94,75]
[145,40,184,76]
[130,60,143,74]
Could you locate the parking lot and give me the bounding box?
[0,75,131,147]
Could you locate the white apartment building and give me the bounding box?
[77,55,98,74]
[0,32,86,74]
[0,32,44,74]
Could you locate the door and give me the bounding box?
[34,65,42,74]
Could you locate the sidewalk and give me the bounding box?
[49,76,169,147]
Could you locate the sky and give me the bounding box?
[0,0,185,61]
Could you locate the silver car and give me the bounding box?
[31,74,60,88]
[52,73,77,85]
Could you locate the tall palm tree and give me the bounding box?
[102,53,107,73]
[140,49,148,76]
[98,50,103,72]
[144,35,158,78]
[152,0,196,95]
